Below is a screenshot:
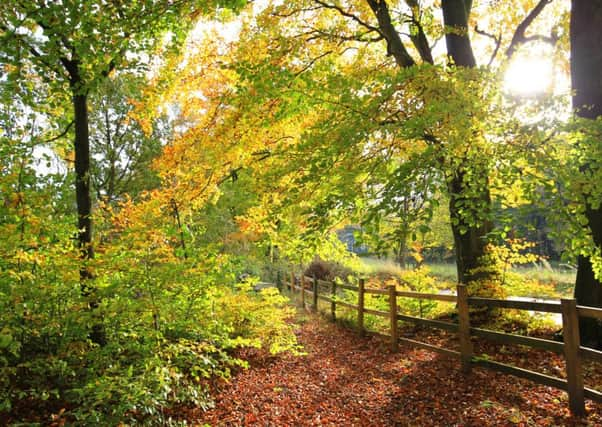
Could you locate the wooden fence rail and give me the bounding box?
[283,271,602,416]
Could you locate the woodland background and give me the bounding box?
[1,0,602,424]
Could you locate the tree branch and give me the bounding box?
[294,50,333,77]
[403,0,434,64]
[474,25,501,67]
[41,120,74,144]
[0,22,63,74]
[365,0,416,68]
[311,0,381,34]
[217,151,273,186]
[304,27,384,44]
[506,0,555,58]
[271,5,323,18]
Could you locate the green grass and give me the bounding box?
[427,263,575,287]
[357,258,576,299]
[356,257,406,277]
[425,263,458,282]
[511,266,575,295]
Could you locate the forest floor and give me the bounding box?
[194,312,602,426]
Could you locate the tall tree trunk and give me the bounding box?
[447,169,493,284]
[441,0,493,288]
[70,70,104,345]
[366,0,415,68]
[570,0,602,348]
[73,92,94,278]
[442,0,476,67]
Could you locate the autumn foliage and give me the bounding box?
[2,0,602,424]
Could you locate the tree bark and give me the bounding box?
[442,0,476,67]
[69,64,105,345]
[571,0,602,348]
[442,0,493,288]
[73,92,94,280]
[404,0,434,64]
[366,0,415,67]
[447,169,493,284]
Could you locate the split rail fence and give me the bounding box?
[276,272,602,416]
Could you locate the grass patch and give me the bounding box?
[356,257,405,277]
[357,258,575,299]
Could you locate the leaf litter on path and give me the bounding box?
[194,315,602,426]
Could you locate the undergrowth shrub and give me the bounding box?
[66,338,244,425]
[214,282,300,355]
[304,258,354,282]
[1,268,298,425]
[0,201,298,425]
[396,266,455,319]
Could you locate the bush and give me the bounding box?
[0,146,300,424]
[304,258,354,282]
[396,266,454,319]
[214,282,300,355]
[0,238,298,425]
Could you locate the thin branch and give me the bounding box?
[217,151,272,186]
[40,120,74,144]
[311,0,381,34]
[294,50,333,77]
[521,33,558,45]
[304,27,384,44]
[188,169,215,201]
[170,198,188,259]
[0,22,61,74]
[474,25,502,67]
[271,5,323,18]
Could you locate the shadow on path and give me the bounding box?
[196,315,601,426]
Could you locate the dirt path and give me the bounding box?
[195,315,602,426]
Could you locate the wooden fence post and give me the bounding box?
[457,284,472,373]
[561,298,585,416]
[331,280,337,321]
[300,275,306,309]
[388,284,398,351]
[312,275,318,312]
[276,270,282,292]
[358,278,365,336]
[289,271,294,292]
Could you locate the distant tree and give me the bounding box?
[89,75,167,204]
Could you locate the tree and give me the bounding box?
[0,2,246,345]
[220,0,559,293]
[89,75,167,204]
[0,1,246,280]
[431,0,558,285]
[570,0,602,348]
[360,167,436,266]
[439,0,492,285]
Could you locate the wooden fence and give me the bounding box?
[278,272,602,416]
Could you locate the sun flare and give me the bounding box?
[504,57,554,96]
